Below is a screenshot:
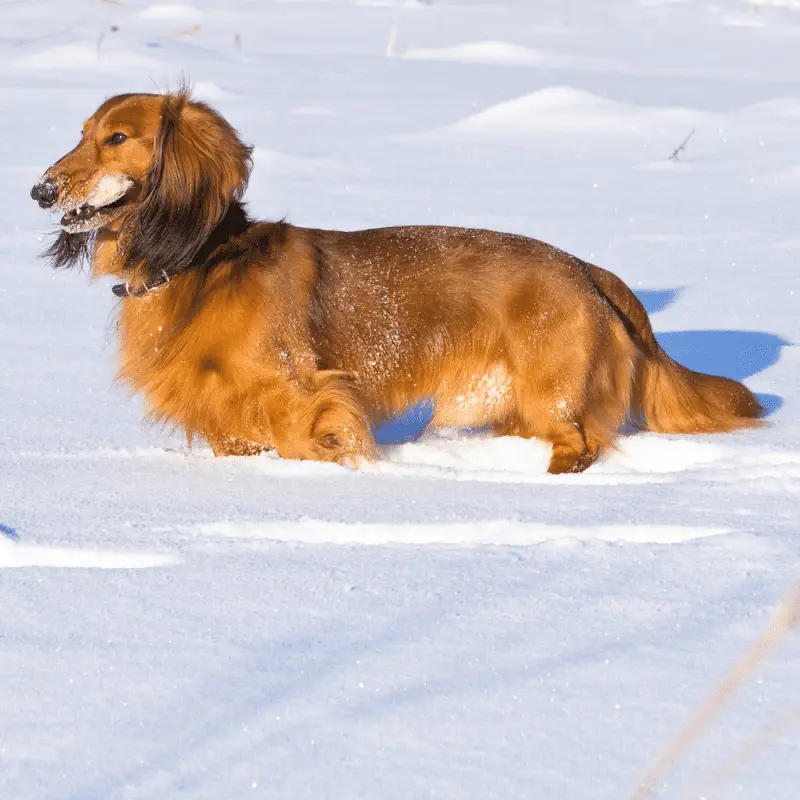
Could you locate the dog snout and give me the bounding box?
[30,178,59,209]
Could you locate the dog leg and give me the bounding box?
[503,284,634,474]
[546,423,599,474]
[266,371,375,467]
[508,407,599,474]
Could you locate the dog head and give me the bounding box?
[33,89,253,274]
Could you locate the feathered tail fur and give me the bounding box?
[586,264,764,433]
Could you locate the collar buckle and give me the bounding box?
[112,269,171,299]
[143,269,170,292]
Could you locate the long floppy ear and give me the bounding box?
[122,89,253,275]
[42,229,94,270]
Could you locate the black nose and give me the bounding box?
[30,179,59,209]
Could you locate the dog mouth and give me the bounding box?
[60,195,128,228]
[58,174,135,233]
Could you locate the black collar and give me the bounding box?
[112,269,171,298]
[110,203,254,300]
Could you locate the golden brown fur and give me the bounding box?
[32,90,763,473]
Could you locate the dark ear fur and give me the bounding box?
[122,88,253,275]
[42,230,95,270]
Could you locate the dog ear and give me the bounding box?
[122,89,253,275]
[42,230,94,270]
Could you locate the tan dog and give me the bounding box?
[31,90,762,473]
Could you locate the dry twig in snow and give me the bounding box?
[669,128,696,161]
[631,576,800,800]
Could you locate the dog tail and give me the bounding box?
[585,263,764,434]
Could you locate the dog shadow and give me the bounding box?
[373,399,435,446]
[372,288,789,445]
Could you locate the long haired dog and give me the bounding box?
[31,90,763,473]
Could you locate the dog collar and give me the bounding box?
[112,269,171,298]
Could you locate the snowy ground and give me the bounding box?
[2,1,799,798]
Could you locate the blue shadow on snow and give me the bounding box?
[1,523,19,540]
[373,398,435,446]
[635,287,682,316]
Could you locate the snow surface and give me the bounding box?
[1,1,799,798]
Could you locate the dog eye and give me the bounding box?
[107,132,128,146]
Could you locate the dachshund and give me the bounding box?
[30,89,763,473]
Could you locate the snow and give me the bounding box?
[194,519,732,546]
[0,536,179,569]
[1,0,799,798]
[13,43,163,72]
[87,173,135,207]
[437,86,715,141]
[138,4,205,20]
[402,41,613,70]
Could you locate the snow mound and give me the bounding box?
[192,81,233,102]
[405,41,553,66]
[403,41,616,70]
[609,435,725,474]
[138,3,204,19]
[742,97,800,119]
[719,12,767,27]
[194,519,732,546]
[14,43,162,71]
[439,86,713,142]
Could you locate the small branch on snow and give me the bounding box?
[96,25,118,59]
[686,701,800,799]
[669,128,696,161]
[631,575,800,800]
[97,0,122,58]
